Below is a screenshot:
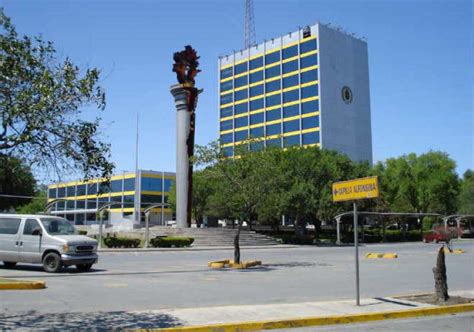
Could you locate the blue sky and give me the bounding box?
[3,0,473,178]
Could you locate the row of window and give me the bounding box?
[221,55,318,93]
[221,131,320,157]
[220,38,318,81]
[48,177,174,199]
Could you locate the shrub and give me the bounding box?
[103,237,141,248]
[78,230,88,235]
[277,234,314,245]
[150,236,194,248]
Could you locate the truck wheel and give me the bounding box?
[42,252,62,273]
[76,264,93,272]
[3,262,17,268]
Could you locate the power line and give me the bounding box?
[0,194,45,200]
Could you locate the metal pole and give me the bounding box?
[98,211,103,249]
[145,211,150,248]
[336,217,341,244]
[353,201,360,306]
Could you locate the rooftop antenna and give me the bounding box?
[244,0,256,49]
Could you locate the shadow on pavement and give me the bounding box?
[0,311,182,330]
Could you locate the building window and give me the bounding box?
[234,75,248,88]
[250,112,264,125]
[141,195,163,204]
[220,119,233,131]
[48,188,57,199]
[250,70,263,83]
[300,39,317,54]
[250,126,264,138]
[302,116,319,129]
[283,104,299,118]
[235,89,248,101]
[164,179,173,192]
[283,74,299,88]
[301,100,319,114]
[266,108,281,121]
[265,51,280,65]
[301,85,318,99]
[301,54,318,68]
[284,119,300,133]
[57,187,65,198]
[123,178,135,191]
[111,180,122,193]
[266,123,281,136]
[283,59,298,74]
[235,130,248,142]
[220,133,233,144]
[220,80,233,92]
[266,94,280,107]
[220,93,233,105]
[235,62,248,75]
[250,56,263,70]
[76,184,86,196]
[282,45,298,59]
[66,186,75,197]
[250,97,264,111]
[220,67,233,80]
[265,66,280,79]
[302,131,320,145]
[99,182,110,194]
[223,146,233,157]
[250,141,264,151]
[265,80,280,93]
[301,69,318,84]
[283,89,299,103]
[141,177,162,192]
[87,183,97,195]
[235,103,248,115]
[87,199,96,210]
[221,106,233,118]
[250,84,264,97]
[66,200,75,210]
[284,135,300,147]
[267,138,281,147]
[76,200,85,209]
[235,117,248,128]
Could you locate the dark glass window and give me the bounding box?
[265,66,280,79]
[267,138,281,147]
[250,70,263,83]
[250,127,264,138]
[141,177,162,191]
[284,119,300,132]
[283,104,299,118]
[221,106,233,118]
[220,67,233,80]
[66,214,75,222]
[266,80,280,93]
[234,75,248,88]
[124,178,135,191]
[284,135,300,147]
[266,94,280,107]
[123,195,134,208]
[300,39,317,54]
[301,69,318,84]
[76,184,86,196]
[57,187,65,198]
[250,141,264,151]
[250,56,263,70]
[111,195,122,203]
[221,93,233,105]
[283,74,299,88]
[76,200,86,209]
[283,60,298,74]
[235,62,248,75]
[164,179,173,192]
[266,123,281,136]
[141,195,163,204]
[302,116,320,129]
[99,182,110,194]
[265,51,280,64]
[282,45,298,59]
[0,217,21,235]
[301,85,318,99]
[48,188,57,199]
[66,200,75,210]
[220,80,233,92]
[76,214,85,225]
[250,98,264,111]
[87,183,97,195]
[86,213,96,222]
[250,84,264,97]
[266,109,281,121]
[66,186,75,197]
[301,100,319,114]
[87,199,97,209]
[250,112,264,125]
[23,219,40,235]
[300,54,318,68]
[235,102,248,115]
[235,89,248,101]
[235,130,248,142]
[235,117,248,128]
[220,133,233,144]
[56,201,65,211]
[220,119,233,131]
[223,146,233,157]
[302,131,320,145]
[98,197,109,208]
[111,180,122,193]
[283,89,299,103]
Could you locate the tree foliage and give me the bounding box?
[458,170,474,214]
[17,191,46,214]
[0,154,36,211]
[0,9,113,180]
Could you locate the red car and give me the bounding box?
[423,231,448,243]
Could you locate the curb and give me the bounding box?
[366,252,398,259]
[99,245,296,253]
[0,280,46,290]
[140,303,474,332]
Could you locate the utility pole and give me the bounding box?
[134,112,140,225]
[244,0,256,49]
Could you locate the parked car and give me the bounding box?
[423,230,450,243]
[0,214,98,272]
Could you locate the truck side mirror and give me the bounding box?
[32,228,43,236]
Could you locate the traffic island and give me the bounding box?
[0,278,46,290]
[208,260,262,269]
[443,248,466,254]
[365,253,398,259]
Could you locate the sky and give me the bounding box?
[2,0,473,179]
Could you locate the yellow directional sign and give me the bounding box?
[332,176,379,202]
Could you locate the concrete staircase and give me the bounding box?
[147,227,279,247]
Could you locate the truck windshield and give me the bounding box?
[40,218,77,235]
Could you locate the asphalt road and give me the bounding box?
[0,240,473,329]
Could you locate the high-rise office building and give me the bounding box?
[218,23,372,164]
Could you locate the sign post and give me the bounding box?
[332,176,379,306]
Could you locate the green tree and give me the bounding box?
[458,170,474,214]
[0,155,36,211]
[17,191,47,214]
[0,9,114,180]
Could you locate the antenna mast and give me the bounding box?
[244,0,256,49]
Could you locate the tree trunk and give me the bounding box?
[295,217,306,238]
[234,221,243,264]
[433,246,449,302]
